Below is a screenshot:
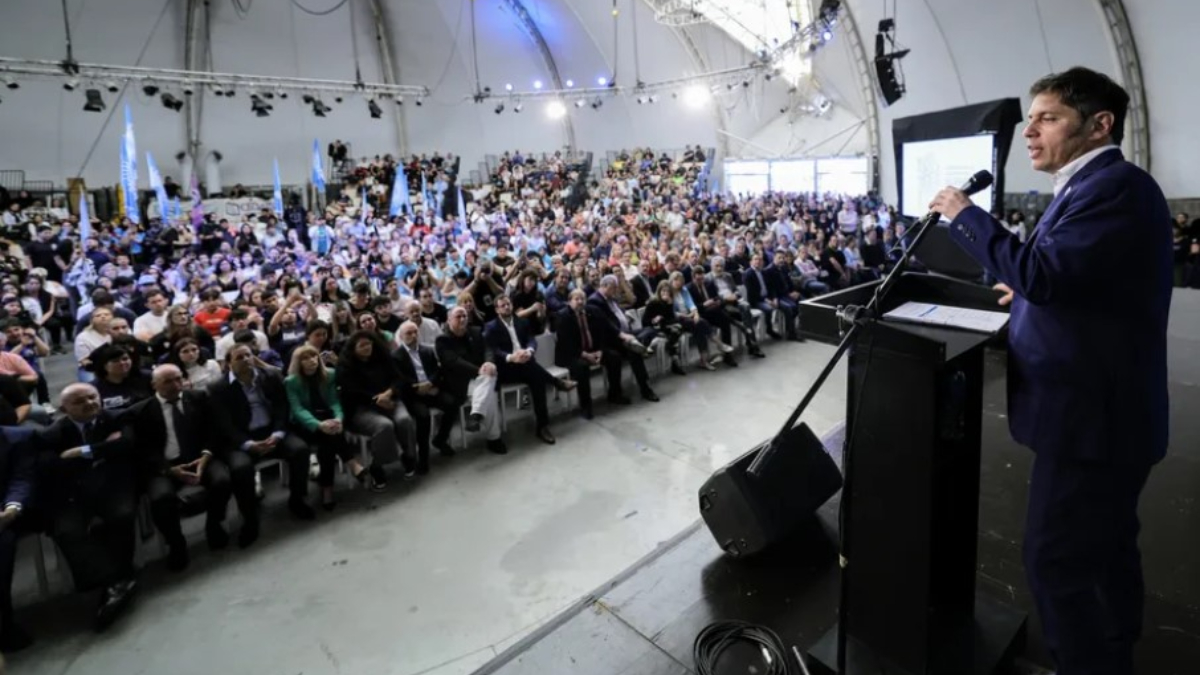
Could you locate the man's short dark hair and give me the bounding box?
[144,288,167,301]
[1030,67,1129,144]
[91,289,115,306]
[229,307,250,321]
[232,328,258,345]
[115,276,135,289]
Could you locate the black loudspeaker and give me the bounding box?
[699,423,843,557]
[874,57,904,106]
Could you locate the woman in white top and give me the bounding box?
[168,336,223,390]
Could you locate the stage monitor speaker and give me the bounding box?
[874,57,904,106]
[698,423,842,558]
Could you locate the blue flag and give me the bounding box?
[390,169,410,216]
[79,190,92,245]
[121,104,140,224]
[273,158,284,216]
[146,152,169,223]
[311,139,326,192]
[457,185,467,226]
[360,186,370,226]
[172,196,182,221]
[420,171,429,209]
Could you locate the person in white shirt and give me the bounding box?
[402,302,442,348]
[213,308,269,362]
[133,289,171,341]
[837,203,860,235]
[74,307,114,383]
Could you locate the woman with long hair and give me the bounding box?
[150,304,215,359]
[90,343,152,411]
[669,271,729,371]
[167,336,222,390]
[285,345,369,508]
[339,330,414,489]
[643,280,688,376]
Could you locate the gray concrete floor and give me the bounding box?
[9,339,846,675]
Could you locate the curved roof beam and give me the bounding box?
[836,1,880,189]
[499,0,577,150]
[1095,0,1149,170]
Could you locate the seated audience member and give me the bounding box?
[167,337,223,390]
[743,253,800,341]
[392,321,460,473]
[371,296,402,335]
[418,287,448,325]
[435,307,506,454]
[210,343,315,522]
[708,257,765,358]
[193,289,232,338]
[285,346,369,508]
[214,307,269,361]
[2,319,50,405]
[0,426,35,651]
[403,301,441,348]
[74,305,114,382]
[132,288,171,341]
[338,330,411,488]
[643,281,688,375]
[455,291,487,330]
[554,289,616,419]
[484,296,575,445]
[151,305,215,361]
[301,320,338,368]
[793,247,832,295]
[587,275,660,404]
[129,365,241,569]
[543,268,573,324]
[36,383,139,631]
[74,289,137,332]
[670,270,731,370]
[89,343,152,411]
[0,375,33,429]
[268,292,313,364]
[510,270,548,336]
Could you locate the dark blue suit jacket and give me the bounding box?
[483,316,537,362]
[949,149,1172,465]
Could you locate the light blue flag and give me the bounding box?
[146,152,169,223]
[457,185,467,225]
[311,139,326,191]
[272,158,284,216]
[389,168,410,216]
[172,196,182,221]
[78,191,92,245]
[121,104,140,224]
[420,172,429,209]
[360,186,370,226]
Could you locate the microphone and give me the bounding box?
[958,169,994,198]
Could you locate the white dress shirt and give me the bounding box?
[1052,145,1119,197]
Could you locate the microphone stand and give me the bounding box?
[746,208,946,675]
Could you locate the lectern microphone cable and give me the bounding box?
[693,620,797,675]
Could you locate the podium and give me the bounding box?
[799,273,1027,675]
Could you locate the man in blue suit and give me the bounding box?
[930,67,1172,675]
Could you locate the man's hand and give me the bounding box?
[249,438,275,454]
[0,505,19,531]
[928,187,973,222]
[60,447,85,459]
[584,351,602,365]
[414,382,435,396]
[994,282,1014,307]
[479,362,498,378]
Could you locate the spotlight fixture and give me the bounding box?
[368,99,382,118]
[262,91,275,99]
[597,76,608,86]
[63,78,79,91]
[3,77,17,90]
[590,97,603,110]
[505,83,513,92]
[251,94,273,117]
[302,94,314,104]
[636,96,644,105]
[160,92,183,111]
[494,103,505,115]
[103,80,119,93]
[648,95,659,103]
[142,83,159,96]
[513,101,523,113]
[545,100,566,120]
[533,80,543,90]
[182,83,195,95]
[224,87,235,97]
[310,97,331,117]
[415,98,422,107]
[565,79,574,88]
[83,89,105,112]
[574,99,585,108]
[395,96,404,105]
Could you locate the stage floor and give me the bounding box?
[472,292,1200,675]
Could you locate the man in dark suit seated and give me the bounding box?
[930,67,1171,675]
[554,289,615,420]
[483,295,575,445]
[36,383,139,631]
[435,307,506,455]
[587,275,659,405]
[129,364,241,569]
[210,343,314,525]
[708,256,765,359]
[393,321,459,474]
[0,427,35,651]
[743,253,800,341]
[688,267,739,367]
[628,259,656,310]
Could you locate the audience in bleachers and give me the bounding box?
[2,143,1196,652]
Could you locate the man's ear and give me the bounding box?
[1092,111,1117,140]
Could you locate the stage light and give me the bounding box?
[574,99,585,108]
[636,96,644,105]
[533,80,543,90]
[415,98,423,107]
[545,100,566,120]
[103,80,119,93]
[182,83,195,95]
[505,83,513,92]
[683,85,709,109]
[598,76,608,86]
[368,99,382,118]
[142,83,159,96]
[334,95,343,103]
[513,101,523,113]
[494,103,505,114]
[83,89,105,112]
[3,77,18,90]
[396,96,404,105]
[648,95,659,103]
[161,92,183,111]
[251,94,273,117]
[566,79,574,88]
[63,78,79,91]
[311,97,331,117]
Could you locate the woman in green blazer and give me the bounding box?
[285,345,368,509]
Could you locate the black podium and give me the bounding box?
[799,273,1027,675]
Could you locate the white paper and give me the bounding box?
[883,301,1008,334]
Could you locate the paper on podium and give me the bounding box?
[883,301,1009,334]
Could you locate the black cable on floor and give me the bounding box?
[693,620,796,675]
